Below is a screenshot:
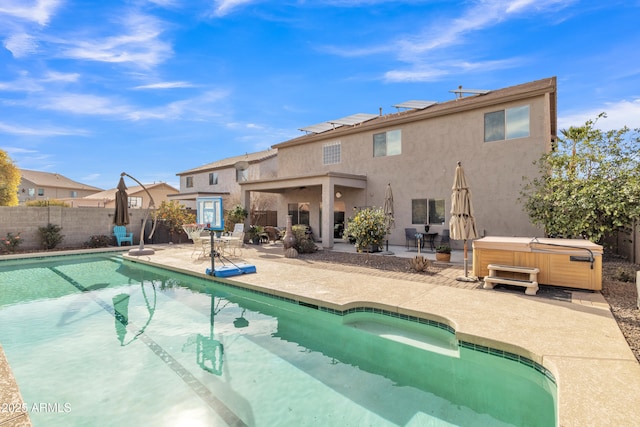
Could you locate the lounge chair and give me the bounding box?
[113,225,133,246]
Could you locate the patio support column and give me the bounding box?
[241,188,251,230]
[321,178,335,249]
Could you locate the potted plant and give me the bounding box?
[435,244,451,262]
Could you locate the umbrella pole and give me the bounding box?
[456,239,477,282]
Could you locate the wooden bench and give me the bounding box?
[483,264,540,296]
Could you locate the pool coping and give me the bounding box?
[2,244,640,426]
[124,243,640,427]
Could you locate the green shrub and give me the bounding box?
[85,235,111,248]
[38,223,64,250]
[343,207,388,251]
[25,199,70,207]
[1,232,22,253]
[292,225,317,253]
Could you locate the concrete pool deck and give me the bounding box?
[129,242,640,427]
[1,242,640,426]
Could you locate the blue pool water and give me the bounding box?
[0,253,556,426]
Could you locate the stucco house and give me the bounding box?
[238,77,557,249]
[73,182,179,209]
[171,149,279,224]
[18,169,103,205]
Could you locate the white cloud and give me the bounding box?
[211,0,257,17]
[558,98,640,131]
[3,33,39,57]
[133,81,195,90]
[0,121,87,136]
[0,0,62,26]
[60,12,172,68]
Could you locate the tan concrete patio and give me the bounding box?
[2,242,639,426]
[126,241,640,427]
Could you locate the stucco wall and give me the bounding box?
[273,93,549,246]
[0,206,149,250]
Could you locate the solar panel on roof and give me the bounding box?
[449,88,491,95]
[329,113,378,126]
[299,122,342,134]
[393,100,437,110]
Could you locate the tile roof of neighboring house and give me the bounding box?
[20,169,104,191]
[83,182,179,202]
[274,76,557,149]
[177,148,278,175]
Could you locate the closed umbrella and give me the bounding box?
[383,183,395,252]
[449,161,478,280]
[113,176,129,226]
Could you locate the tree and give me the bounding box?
[154,201,196,239]
[520,113,640,243]
[0,149,20,206]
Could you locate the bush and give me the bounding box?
[344,208,388,251]
[25,199,70,207]
[38,223,64,250]
[85,235,111,248]
[292,225,317,253]
[1,232,22,253]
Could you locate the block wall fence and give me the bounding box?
[0,206,150,250]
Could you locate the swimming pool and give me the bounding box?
[0,253,556,426]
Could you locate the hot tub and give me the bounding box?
[472,236,603,290]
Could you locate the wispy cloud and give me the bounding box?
[59,12,172,68]
[3,32,39,57]
[210,0,259,17]
[0,0,62,26]
[558,98,640,131]
[0,121,87,136]
[323,0,575,82]
[133,81,195,90]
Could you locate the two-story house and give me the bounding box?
[18,169,103,204]
[240,77,557,249]
[171,149,279,224]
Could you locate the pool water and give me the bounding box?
[0,254,556,426]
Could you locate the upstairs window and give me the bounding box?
[484,105,530,142]
[209,172,218,185]
[373,129,401,157]
[236,168,248,182]
[323,142,341,165]
[185,176,194,188]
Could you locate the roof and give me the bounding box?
[177,148,278,175]
[19,169,104,191]
[274,77,557,149]
[82,182,179,201]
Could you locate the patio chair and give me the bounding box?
[405,227,418,250]
[192,237,211,259]
[113,225,133,246]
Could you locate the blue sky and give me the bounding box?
[1,0,639,190]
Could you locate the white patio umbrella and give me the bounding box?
[383,183,395,253]
[449,161,478,280]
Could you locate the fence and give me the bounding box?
[0,206,151,250]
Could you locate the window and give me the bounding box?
[186,176,194,188]
[70,191,78,198]
[373,129,401,157]
[28,188,35,197]
[323,142,341,165]
[128,196,142,208]
[236,169,248,182]
[37,188,44,196]
[209,172,218,185]
[484,105,530,142]
[412,198,446,225]
[288,202,310,225]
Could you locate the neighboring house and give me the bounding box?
[18,169,103,204]
[74,182,179,209]
[239,77,557,249]
[171,149,279,223]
